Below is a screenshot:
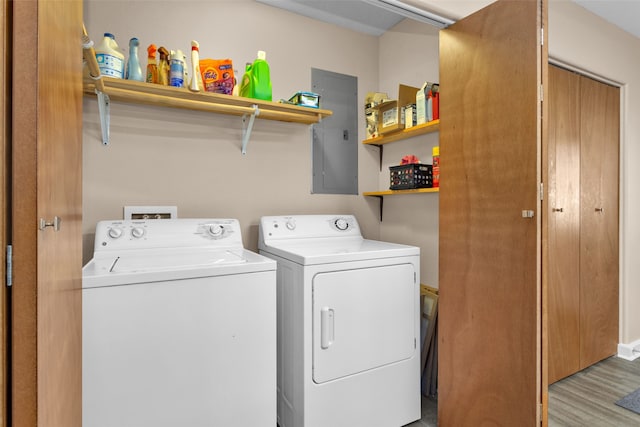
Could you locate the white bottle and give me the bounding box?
[95,33,125,79]
[169,49,185,88]
[189,40,202,92]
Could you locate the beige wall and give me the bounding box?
[83,0,382,262]
[376,19,440,287]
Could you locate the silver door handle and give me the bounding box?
[552,208,564,212]
[39,216,61,231]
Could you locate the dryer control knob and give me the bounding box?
[108,227,123,239]
[335,218,349,231]
[131,227,145,239]
[285,219,296,230]
[208,224,223,237]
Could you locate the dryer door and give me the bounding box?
[312,263,416,384]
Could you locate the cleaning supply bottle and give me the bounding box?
[189,40,202,92]
[95,32,125,78]
[169,49,185,88]
[432,146,440,188]
[125,38,144,81]
[239,50,272,101]
[146,44,158,84]
[157,46,170,85]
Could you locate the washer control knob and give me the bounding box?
[108,227,123,239]
[208,224,223,237]
[285,219,296,230]
[335,218,349,231]
[131,227,145,239]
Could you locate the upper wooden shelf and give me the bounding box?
[362,120,439,146]
[83,77,333,125]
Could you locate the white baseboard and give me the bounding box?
[617,340,640,361]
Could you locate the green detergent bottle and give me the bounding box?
[240,50,272,101]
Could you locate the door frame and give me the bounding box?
[1,0,9,423]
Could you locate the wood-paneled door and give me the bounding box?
[11,0,83,425]
[438,0,546,425]
[547,65,619,384]
[578,71,619,369]
[1,0,9,424]
[547,65,581,383]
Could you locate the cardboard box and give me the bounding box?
[365,92,389,139]
[376,84,420,135]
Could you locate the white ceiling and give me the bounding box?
[256,0,640,39]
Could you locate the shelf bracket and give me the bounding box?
[241,105,260,155]
[372,195,384,221]
[375,144,384,171]
[95,89,111,145]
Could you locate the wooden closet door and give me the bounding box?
[579,75,619,369]
[547,66,581,384]
[12,0,83,425]
[439,0,545,425]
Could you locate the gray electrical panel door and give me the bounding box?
[311,69,358,195]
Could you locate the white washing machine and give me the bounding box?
[258,214,421,427]
[82,218,276,427]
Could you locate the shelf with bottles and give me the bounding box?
[362,120,439,171]
[362,119,440,146]
[82,26,332,152]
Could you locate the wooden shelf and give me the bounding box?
[83,76,333,152]
[362,120,439,146]
[83,77,332,125]
[363,188,439,197]
[363,187,439,221]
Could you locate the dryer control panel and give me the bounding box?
[259,215,361,241]
[93,218,243,252]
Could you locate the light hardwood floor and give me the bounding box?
[548,355,640,426]
[406,356,640,426]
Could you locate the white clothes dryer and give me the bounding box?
[258,214,421,427]
[83,218,276,427]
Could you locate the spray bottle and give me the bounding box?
[157,46,170,85]
[146,44,159,84]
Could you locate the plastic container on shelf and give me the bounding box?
[146,44,158,84]
[95,32,125,79]
[125,38,144,82]
[239,50,272,101]
[432,146,440,188]
[169,49,185,88]
[157,47,170,85]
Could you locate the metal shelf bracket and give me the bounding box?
[241,105,260,155]
[96,89,110,145]
[373,195,384,221]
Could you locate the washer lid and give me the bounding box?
[83,248,275,288]
[260,237,419,265]
[108,249,246,273]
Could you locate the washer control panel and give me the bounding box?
[259,215,361,241]
[93,218,243,252]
